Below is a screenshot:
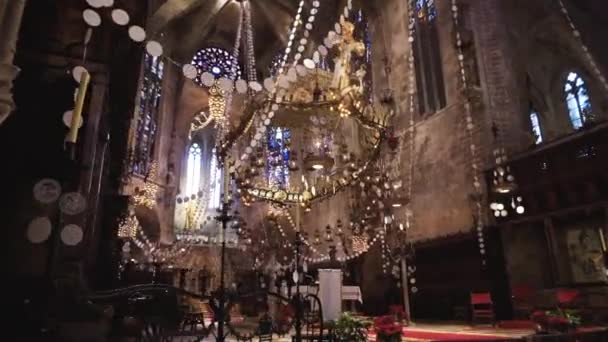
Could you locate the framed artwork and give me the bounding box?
[566,227,607,283]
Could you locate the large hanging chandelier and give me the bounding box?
[234,17,390,208]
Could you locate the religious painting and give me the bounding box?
[566,227,607,283]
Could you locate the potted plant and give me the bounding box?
[374,315,402,342]
[333,312,370,342]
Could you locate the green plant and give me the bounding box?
[332,312,370,342]
[532,308,582,333]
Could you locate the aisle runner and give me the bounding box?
[367,327,517,341]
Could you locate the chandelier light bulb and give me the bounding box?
[516,206,525,214]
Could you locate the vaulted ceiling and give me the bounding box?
[149,0,346,73]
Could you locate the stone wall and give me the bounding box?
[369,0,493,242]
[502,222,553,289]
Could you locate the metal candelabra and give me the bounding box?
[294,230,302,342]
[214,201,232,342]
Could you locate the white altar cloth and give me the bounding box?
[318,269,342,321]
[341,285,363,303]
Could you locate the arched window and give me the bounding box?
[186,143,202,196]
[413,0,446,115]
[133,52,164,175]
[529,105,543,144]
[267,127,291,189]
[209,149,223,209]
[564,72,592,129]
[191,47,242,86]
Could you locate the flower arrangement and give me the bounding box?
[374,315,402,342]
[531,309,581,333]
[332,312,370,342]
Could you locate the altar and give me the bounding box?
[288,284,362,303]
[318,269,362,321]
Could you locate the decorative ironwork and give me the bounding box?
[87,284,323,341]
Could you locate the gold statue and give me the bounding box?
[332,21,366,91]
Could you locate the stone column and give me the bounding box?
[0,0,27,125]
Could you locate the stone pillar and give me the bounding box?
[0,0,27,125]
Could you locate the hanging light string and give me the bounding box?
[127,220,189,264]
[404,0,417,232]
[175,161,216,204]
[234,0,354,170]
[243,0,258,84]
[278,0,306,75]
[557,0,608,92]
[280,207,381,264]
[215,3,244,148]
[360,0,418,273]
[451,0,486,263]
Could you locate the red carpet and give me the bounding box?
[368,328,515,341]
[402,329,510,341]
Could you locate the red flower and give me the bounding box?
[374,315,395,327]
[384,325,402,336]
[374,315,402,337]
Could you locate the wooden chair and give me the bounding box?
[256,313,273,341]
[201,302,215,326]
[230,304,245,324]
[471,292,495,325]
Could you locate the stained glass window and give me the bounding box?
[564,72,592,129]
[191,47,242,85]
[209,149,222,209]
[413,0,446,115]
[269,52,284,76]
[416,0,437,22]
[529,108,543,145]
[267,127,291,189]
[133,52,164,176]
[186,143,202,196]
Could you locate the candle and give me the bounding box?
[67,70,91,143]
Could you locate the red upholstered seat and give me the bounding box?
[556,288,579,305]
[471,292,495,326]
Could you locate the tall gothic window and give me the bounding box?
[267,127,291,189]
[529,105,543,145]
[413,0,446,115]
[564,72,592,129]
[191,47,242,85]
[133,53,164,175]
[186,143,202,196]
[209,149,223,209]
